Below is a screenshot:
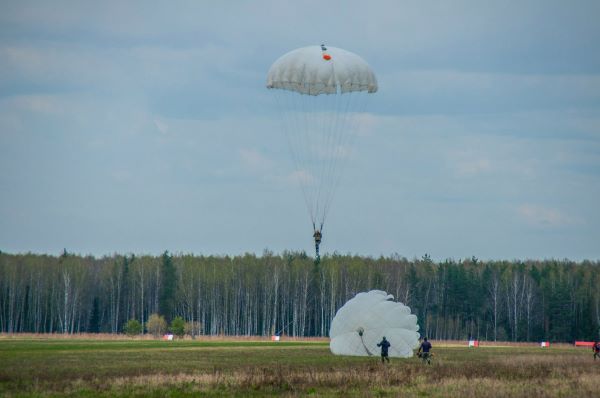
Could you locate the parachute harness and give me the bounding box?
[313,222,323,263]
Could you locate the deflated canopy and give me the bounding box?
[329,290,420,358]
[266,45,378,95]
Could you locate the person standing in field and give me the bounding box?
[377,336,391,363]
[593,341,600,360]
[417,337,432,364]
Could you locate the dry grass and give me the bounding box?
[1,337,599,397]
[430,339,573,348]
[54,360,600,397]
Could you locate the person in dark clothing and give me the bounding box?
[313,230,322,245]
[417,337,432,364]
[593,342,600,360]
[313,229,322,262]
[377,336,391,363]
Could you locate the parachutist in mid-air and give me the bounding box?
[268,46,377,268]
[313,229,322,262]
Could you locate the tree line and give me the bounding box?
[0,250,598,342]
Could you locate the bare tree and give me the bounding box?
[488,270,501,341]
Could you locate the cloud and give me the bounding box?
[446,150,492,177]
[352,112,379,137]
[376,69,600,116]
[0,94,71,116]
[517,204,580,227]
[239,148,272,173]
[111,169,132,183]
[153,118,169,135]
[457,158,491,176]
[287,170,314,185]
[315,145,354,160]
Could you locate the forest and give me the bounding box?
[1,250,598,342]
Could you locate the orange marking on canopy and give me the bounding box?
[323,54,332,61]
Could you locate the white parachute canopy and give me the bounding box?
[266,45,377,231]
[329,290,420,358]
[267,45,378,95]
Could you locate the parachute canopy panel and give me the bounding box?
[266,46,378,95]
[329,290,420,358]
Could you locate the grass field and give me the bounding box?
[1,336,599,397]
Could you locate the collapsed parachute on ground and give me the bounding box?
[329,290,420,358]
[266,45,378,259]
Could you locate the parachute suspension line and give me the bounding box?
[314,90,341,229]
[360,336,373,356]
[321,91,369,226]
[298,88,317,222]
[309,87,344,256]
[297,89,317,223]
[274,87,331,262]
[274,87,370,257]
[292,88,315,224]
[357,327,373,356]
[305,87,350,230]
[302,90,319,224]
[276,92,300,177]
[320,90,353,226]
[274,90,315,223]
[322,97,352,224]
[319,91,355,227]
[320,69,352,224]
[306,89,329,227]
[312,57,336,226]
[313,92,327,222]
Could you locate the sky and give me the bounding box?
[1,0,599,260]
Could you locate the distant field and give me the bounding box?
[1,337,599,397]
